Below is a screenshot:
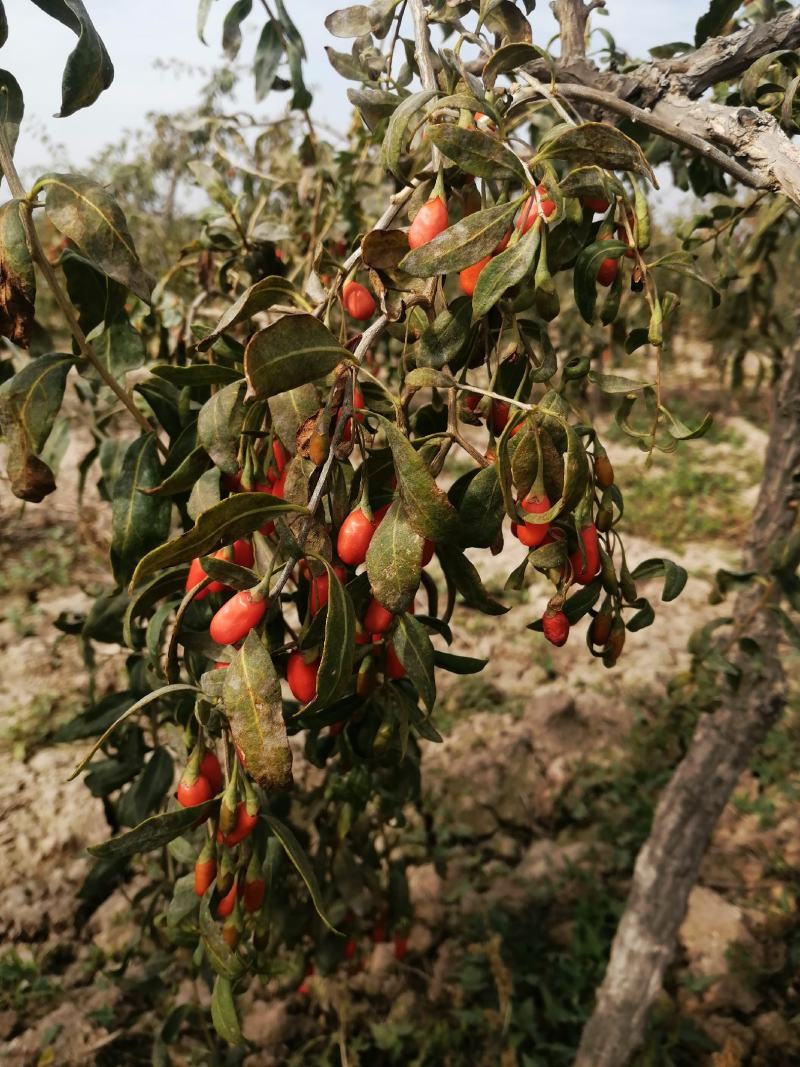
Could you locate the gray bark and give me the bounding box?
[573,341,800,1067]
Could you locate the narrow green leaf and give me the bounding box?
[373,413,459,542]
[223,632,293,791]
[34,172,152,301]
[211,978,243,1045]
[263,813,341,934]
[254,20,283,101]
[399,199,520,278]
[630,557,688,602]
[536,122,656,185]
[198,276,306,351]
[573,240,627,323]
[244,314,351,399]
[433,649,487,674]
[197,381,246,475]
[130,492,307,589]
[472,220,541,320]
[88,798,216,858]
[393,612,435,711]
[379,89,438,181]
[365,500,423,614]
[30,0,114,116]
[301,555,356,713]
[428,124,528,184]
[437,544,509,615]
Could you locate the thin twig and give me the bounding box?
[0,125,166,451]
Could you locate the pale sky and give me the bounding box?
[8,0,705,180]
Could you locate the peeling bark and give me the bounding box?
[573,342,800,1067]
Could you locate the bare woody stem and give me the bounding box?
[409,0,441,169]
[551,0,606,63]
[0,124,165,451]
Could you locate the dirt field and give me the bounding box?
[1,376,798,1066]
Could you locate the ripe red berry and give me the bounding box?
[364,598,394,635]
[421,539,435,567]
[385,643,406,679]
[542,608,570,647]
[177,774,213,808]
[583,196,610,214]
[217,883,237,918]
[459,255,492,297]
[309,564,347,615]
[490,400,510,435]
[513,494,551,548]
[343,281,376,320]
[243,877,266,914]
[408,196,449,249]
[597,256,619,287]
[344,937,358,960]
[337,508,382,567]
[223,801,259,847]
[570,523,601,584]
[393,935,409,960]
[271,439,288,473]
[517,185,555,232]
[194,856,217,896]
[199,751,223,794]
[287,651,320,704]
[209,590,266,646]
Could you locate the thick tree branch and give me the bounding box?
[553,83,766,189]
[659,7,800,98]
[551,0,605,64]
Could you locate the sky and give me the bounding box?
[8,1,705,179]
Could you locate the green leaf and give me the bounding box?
[695,0,739,46]
[400,199,519,278]
[222,0,252,58]
[70,683,199,778]
[197,381,246,476]
[198,276,307,351]
[88,797,217,858]
[122,566,186,647]
[166,873,198,928]
[200,893,246,980]
[455,465,505,549]
[117,747,173,827]
[211,978,243,1045]
[325,5,374,37]
[366,500,423,615]
[110,434,172,587]
[536,122,656,185]
[413,298,474,369]
[587,370,654,394]
[130,492,307,589]
[263,813,341,934]
[379,89,438,181]
[223,632,293,790]
[244,314,351,399]
[630,557,688,602]
[0,69,24,156]
[649,251,721,307]
[405,368,457,391]
[433,649,487,674]
[573,240,627,323]
[428,124,529,184]
[0,200,36,346]
[301,555,356,713]
[393,612,435,712]
[472,219,541,320]
[0,353,73,454]
[144,446,210,497]
[33,173,153,301]
[482,42,552,89]
[254,19,283,101]
[373,414,459,542]
[30,0,114,116]
[438,544,509,615]
[151,364,243,387]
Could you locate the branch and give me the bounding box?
[554,83,766,190]
[660,7,800,98]
[409,0,441,169]
[551,0,605,64]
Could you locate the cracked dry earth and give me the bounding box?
[1,392,798,1065]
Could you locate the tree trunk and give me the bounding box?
[573,341,800,1067]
